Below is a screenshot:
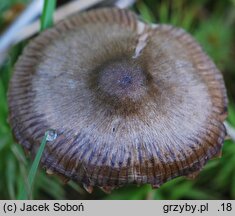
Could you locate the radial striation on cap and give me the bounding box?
[8,8,228,192]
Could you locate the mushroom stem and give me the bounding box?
[224,121,235,142]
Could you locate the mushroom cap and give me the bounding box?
[8,8,227,191]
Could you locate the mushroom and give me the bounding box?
[8,8,227,193]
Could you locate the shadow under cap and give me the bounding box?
[8,7,228,193]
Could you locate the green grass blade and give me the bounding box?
[68,181,85,195]
[28,132,48,188]
[228,102,235,126]
[17,164,30,200]
[38,173,66,199]
[6,154,16,199]
[18,132,49,200]
[137,2,155,23]
[40,0,56,31]
[159,0,169,23]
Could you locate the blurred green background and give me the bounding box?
[0,0,235,200]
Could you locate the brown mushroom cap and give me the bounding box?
[8,8,227,192]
